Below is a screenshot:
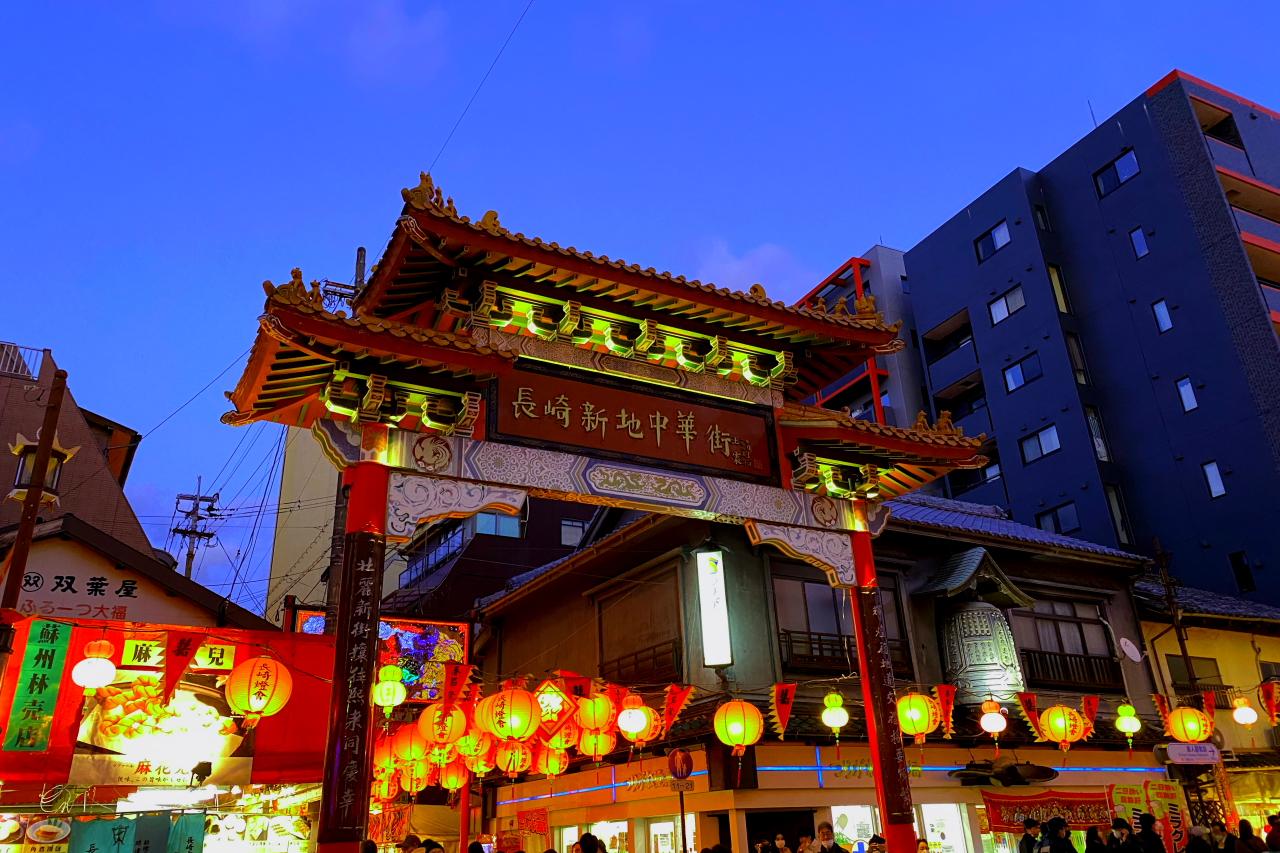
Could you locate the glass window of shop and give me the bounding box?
[640,817,696,853]
[592,820,631,853]
[833,803,974,853]
[832,806,879,852]
[556,826,581,853]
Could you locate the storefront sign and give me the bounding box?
[1166,742,1220,764]
[695,550,731,667]
[191,644,235,671]
[16,568,143,621]
[981,790,1112,833]
[22,816,70,853]
[1146,781,1188,853]
[3,619,70,751]
[1107,784,1146,820]
[493,370,774,480]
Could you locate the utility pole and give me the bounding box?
[171,477,218,578]
[0,369,68,653]
[1155,538,1198,694]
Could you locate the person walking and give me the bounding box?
[1108,819,1139,853]
[1021,820,1042,853]
[1136,815,1166,853]
[1265,817,1280,852]
[1087,827,1109,853]
[1185,827,1214,853]
[774,834,791,853]
[816,822,848,853]
[1211,821,1239,853]
[1240,822,1267,853]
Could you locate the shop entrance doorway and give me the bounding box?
[746,812,818,853]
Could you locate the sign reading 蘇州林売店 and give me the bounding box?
[3,619,70,751]
[492,369,775,480]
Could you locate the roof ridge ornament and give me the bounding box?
[262,267,323,309]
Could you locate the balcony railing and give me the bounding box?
[398,524,469,590]
[1173,683,1234,709]
[0,344,42,380]
[601,638,682,684]
[778,630,913,679]
[1020,649,1125,692]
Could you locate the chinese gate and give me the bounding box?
[223,174,985,853]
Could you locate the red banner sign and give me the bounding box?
[517,808,549,835]
[982,790,1112,833]
[493,370,774,479]
[770,683,797,739]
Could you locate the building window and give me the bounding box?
[773,574,905,643]
[1230,551,1255,593]
[1085,406,1111,462]
[560,518,587,547]
[1019,424,1061,464]
[1037,502,1081,534]
[1202,461,1226,498]
[475,511,521,538]
[1010,601,1112,658]
[1177,377,1199,411]
[1065,333,1090,384]
[1003,353,1043,392]
[1094,149,1140,197]
[1105,484,1132,545]
[1165,654,1223,687]
[1130,227,1150,259]
[1047,265,1072,314]
[988,285,1026,325]
[1261,661,1280,681]
[1152,299,1173,333]
[1034,205,1052,232]
[975,220,1011,263]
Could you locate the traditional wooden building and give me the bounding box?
[220,174,987,852]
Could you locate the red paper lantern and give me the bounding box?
[427,743,458,767]
[373,736,398,774]
[477,688,540,741]
[495,741,532,776]
[465,749,495,775]
[1040,705,1087,751]
[1168,707,1212,743]
[575,693,616,732]
[224,657,293,728]
[418,704,467,744]
[439,759,470,791]
[617,697,661,747]
[579,728,617,760]
[455,731,493,758]
[392,723,430,762]
[84,639,116,660]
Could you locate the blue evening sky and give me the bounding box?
[3,1,1277,613]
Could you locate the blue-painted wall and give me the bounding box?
[905,74,1280,599]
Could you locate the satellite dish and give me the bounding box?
[1119,637,1143,662]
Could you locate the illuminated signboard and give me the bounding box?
[695,550,732,667]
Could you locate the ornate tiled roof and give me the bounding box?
[886,492,1143,562]
[394,173,899,338]
[778,402,984,451]
[1134,578,1280,622]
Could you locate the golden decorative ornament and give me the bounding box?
[713,700,764,757]
[224,657,293,728]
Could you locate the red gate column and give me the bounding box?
[849,501,916,852]
[319,451,391,853]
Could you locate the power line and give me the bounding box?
[427,0,536,173]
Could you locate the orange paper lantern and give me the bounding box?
[84,639,116,660]
[575,693,616,732]
[1168,706,1212,743]
[224,657,293,728]
[617,697,661,747]
[418,704,468,744]
[464,750,495,775]
[579,728,617,760]
[896,692,942,745]
[545,719,581,751]
[373,736,398,774]
[372,776,400,801]
[439,759,470,791]
[392,723,430,762]
[1039,704,1087,750]
[713,700,764,756]
[427,743,458,767]
[399,761,430,793]
[536,746,571,777]
[477,688,540,741]
[455,731,493,758]
[495,740,533,776]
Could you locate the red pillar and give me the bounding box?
[849,506,916,852]
[457,783,471,853]
[318,457,391,853]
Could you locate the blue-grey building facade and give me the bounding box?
[904,71,1280,598]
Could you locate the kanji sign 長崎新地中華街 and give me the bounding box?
[492,369,774,480]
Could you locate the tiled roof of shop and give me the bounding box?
[1134,579,1280,622]
[886,493,1143,562]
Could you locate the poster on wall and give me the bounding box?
[1145,781,1188,853]
[71,631,250,786]
[981,791,1112,833]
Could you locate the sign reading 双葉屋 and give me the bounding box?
[493,369,774,479]
[3,619,70,751]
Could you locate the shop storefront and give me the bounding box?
[494,745,1171,853]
